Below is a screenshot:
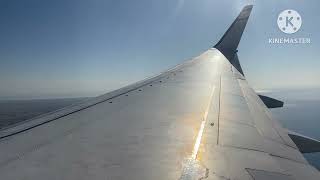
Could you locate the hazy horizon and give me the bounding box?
[0,0,319,100]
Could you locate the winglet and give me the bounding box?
[214,5,253,63]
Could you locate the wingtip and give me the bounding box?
[214,3,253,61]
[242,4,253,13]
[242,5,253,12]
[244,4,253,8]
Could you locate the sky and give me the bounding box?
[0,0,319,99]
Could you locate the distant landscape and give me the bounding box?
[0,97,87,129]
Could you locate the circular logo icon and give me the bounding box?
[277,9,302,34]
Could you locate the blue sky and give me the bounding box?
[0,0,319,99]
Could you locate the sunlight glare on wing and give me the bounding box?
[191,86,215,160]
[191,120,206,159]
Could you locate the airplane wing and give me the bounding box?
[0,5,319,180]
